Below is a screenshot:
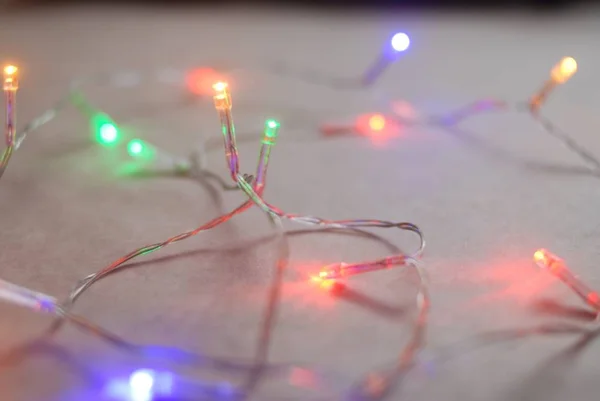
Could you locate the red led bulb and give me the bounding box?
[533,249,600,311]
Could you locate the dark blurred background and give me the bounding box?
[0,0,595,11]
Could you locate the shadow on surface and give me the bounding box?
[508,326,600,401]
[530,298,598,322]
[0,226,413,399]
[441,124,600,180]
[349,320,596,401]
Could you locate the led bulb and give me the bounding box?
[91,113,120,146]
[99,124,118,142]
[368,114,386,131]
[129,369,155,401]
[212,81,231,110]
[212,81,227,93]
[262,119,280,145]
[390,33,410,52]
[127,139,156,160]
[127,139,144,156]
[550,57,577,84]
[129,370,154,391]
[3,65,18,91]
[533,248,563,272]
[4,65,17,76]
[533,248,600,310]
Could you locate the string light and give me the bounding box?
[185,67,222,95]
[92,112,120,146]
[0,277,56,312]
[533,249,600,311]
[129,369,155,401]
[68,90,122,146]
[551,56,578,84]
[254,119,280,194]
[127,138,155,160]
[3,64,18,91]
[212,81,239,180]
[0,64,18,178]
[529,56,578,112]
[0,72,423,401]
[361,32,411,86]
[368,114,386,131]
[323,55,593,171]
[390,32,411,52]
[0,32,595,400]
[124,138,191,176]
[319,255,417,280]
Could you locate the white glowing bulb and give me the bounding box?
[129,369,155,401]
[391,33,410,52]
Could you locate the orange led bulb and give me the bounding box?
[3,65,18,91]
[550,57,577,84]
[212,81,231,110]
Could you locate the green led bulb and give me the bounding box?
[262,119,280,145]
[92,113,120,146]
[127,139,144,156]
[99,124,118,144]
[266,119,279,130]
[127,139,155,160]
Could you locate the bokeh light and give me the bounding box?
[355,113,401,142]
[127,139,144,157]
[391,33,410,52]
[99,124,118,144]
[368,114,386,131]
[551,57,577,83]
[186,67,225,96]
[92,113,121,146]
[129,369,155,401]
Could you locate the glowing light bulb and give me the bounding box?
[529,57,578,112]
[129,369,155,401]
[212,80,239,178]
[262,119,280,145]
[186,67,222,95]
[391,33,410,52]
[319,270,332,279]
[533,248,600,310]
[212,81,231,110]
[3,64,18,91]
[4,65,17,76]
[362,32,410,86]
[255,119,281,192]
[91,113,120,146]
[368,114,386,131]
[550,57,577,84]
[126,139,157,162]
[533,249,547,264]
[212,81,227,93]
[127,139,144,156]
[99,124,118,143]
[533,248,566,273]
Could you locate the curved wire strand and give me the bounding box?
[4,58,590,400]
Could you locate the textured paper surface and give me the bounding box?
[0,5,599,401]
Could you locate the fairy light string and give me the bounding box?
[0,32,597,399]
[0,57,426,399]
[533,249,600,313]
[0,65,18,178]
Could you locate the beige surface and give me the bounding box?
[0,4,600,401]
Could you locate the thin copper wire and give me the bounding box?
[0,67,420,399]
[1,71,422,398]
[2,61,594,400]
